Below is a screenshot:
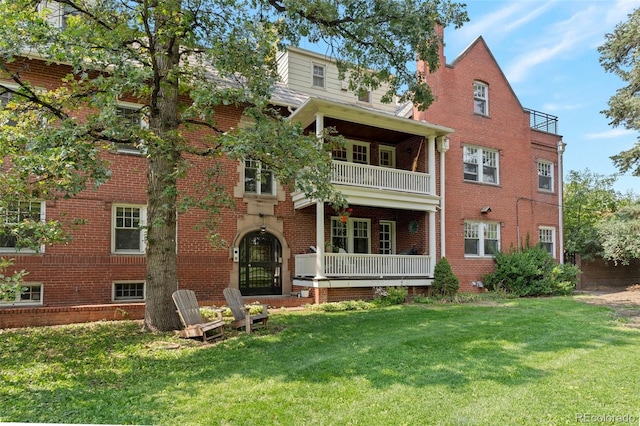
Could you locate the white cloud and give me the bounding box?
[584,128,635,139]
[542,102,583,112]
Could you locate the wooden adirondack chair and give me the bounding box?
[172,289,225,342]
[223,287,269,334]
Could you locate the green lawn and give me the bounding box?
[2,297,640,425]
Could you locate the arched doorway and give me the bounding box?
[239,231,282,295]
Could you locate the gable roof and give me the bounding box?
[448,36,524,111]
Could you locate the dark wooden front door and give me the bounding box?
[239,231,282,296]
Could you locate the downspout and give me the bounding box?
[437,137,450,258]
[557,140,566,264]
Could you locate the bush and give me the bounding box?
[372,286,408,306]
[485,245,580,297]
[432,257,459,297]
[309,300,375,312]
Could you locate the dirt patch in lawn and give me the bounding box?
[575,284,640,328]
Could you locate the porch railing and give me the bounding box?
[524,108,558,135]
[295,253,432,278]
[331,161,432,195]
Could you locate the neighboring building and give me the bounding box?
[415,29,564,288]
[0,26,563,327]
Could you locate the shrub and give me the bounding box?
[432,257,459,297]
[309,300,374,312]
[372,286,408,306]
[485,245,580,297]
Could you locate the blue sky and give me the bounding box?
[443,0,640,194]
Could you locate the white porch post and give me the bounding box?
[315,201,325,279]
[557,140,566,264]
[315,112,326,279]
[428,210,436,275]
[437,136,450,258]
[427,135,436,194]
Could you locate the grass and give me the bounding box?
[2,296,640,425]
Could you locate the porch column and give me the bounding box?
[315,201,326,279]
[437,137,450,258]
[315,112,326,279]
[427,135,436,194]
[428,210,436,275]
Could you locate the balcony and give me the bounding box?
[525,108,558,135]
[292,161,438,210]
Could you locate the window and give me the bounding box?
[112,204,146,254]
[538,161,554,192]
[312,64,325,88]
[463,146,498,184]
[0,201,44,253]
[379,146,396,168]
[0,90,17,126]
[330,217,371,253]
[474,81,488,115]
[115,105,147,154]
[0,283,43,306]
[61,4,80,28]
[464,221,500,257]
[331,140,370,165]
[244,160,274,196]
[379,221,396,254]
[113,282,145,301]
[357,90,371,103]
[539,227,556,258]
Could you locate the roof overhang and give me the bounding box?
[288,97,453,137]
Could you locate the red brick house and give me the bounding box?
[415,31,564,288]
[0,30,563,327]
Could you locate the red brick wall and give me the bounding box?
[417,35,562,291]
[577,257,640,290]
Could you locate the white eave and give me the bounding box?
[287,97,453,137]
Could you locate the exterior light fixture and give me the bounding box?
[481,206,492,214]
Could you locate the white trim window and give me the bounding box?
[0,283,43,306]
[332,140,370,165]
[537,161,554,192]
[463,146,499,184]
[379,146,396,168]
[539,226,556,258]
[112,281,146,301]
[312,64,325,88]
[331,217,371,254]
[474,81,488,115]
[0,90,17,126]
[464,221,500,257]
[112,204,146,254]
[379,220,396,254]
[357,89,371,104]
[0,201,45,253]
[244,159,275,196]
[116,104,147,154]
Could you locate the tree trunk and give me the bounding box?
[143,5,183,332]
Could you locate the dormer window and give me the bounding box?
[474,81,488,115]
[312,64,325,88]
[357,90,371,104]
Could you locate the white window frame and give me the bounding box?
[0,282,43,306]
[379,146,396,168]
[243,159,275,196]
[312,63,326,88]
[112,281,146,301]
[539,226,556,258]
[463,145,499,185]
[537,160,554,192]
[474,81,489,115]
[330,217,371,254]
[379,220,396,254]
[464,221,500,258]
[332,140,370,165]
[116,102,148,154]
[0,201,46,253]
[111,204,147,254]
[357,89,371,104]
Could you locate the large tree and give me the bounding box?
[0,0,468,331]
[599,7,640,176]
[597,203,640,265]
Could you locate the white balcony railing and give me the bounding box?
[295,253,432,278]
[331,161,432,195]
